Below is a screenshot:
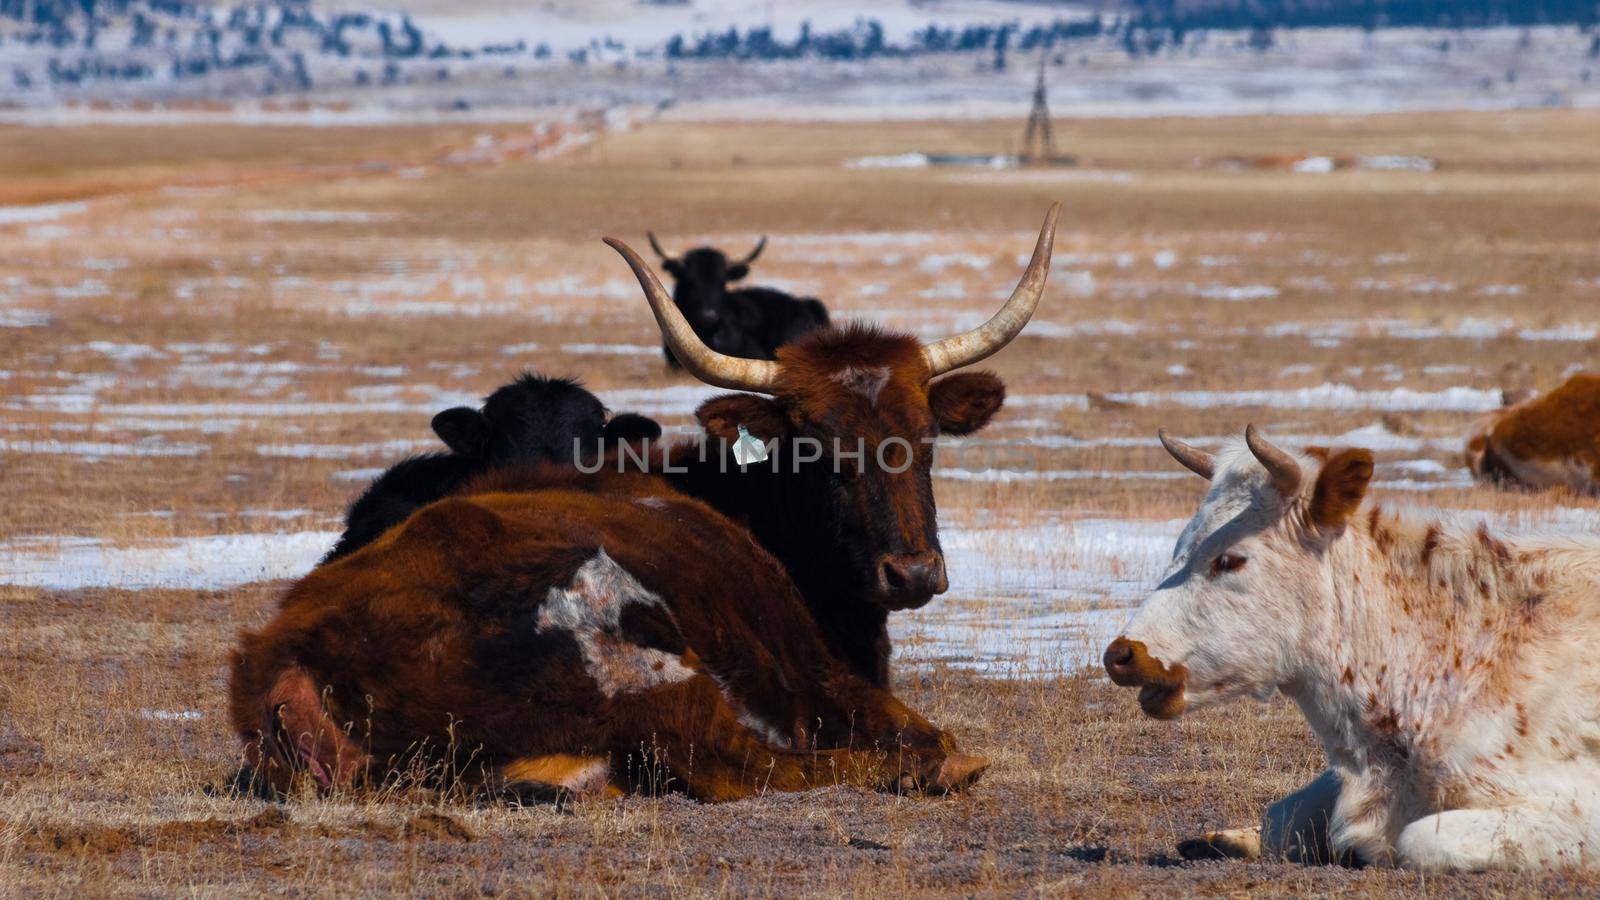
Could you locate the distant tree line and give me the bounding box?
[1125,0,1600,34]
[662,17,1104,62]
[0,0,478,91]
[658,2,1598,65]
[5,0,1598,93]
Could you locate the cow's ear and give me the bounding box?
[726,263,750,281]
[663,259,685,279]
[432,407,491,457]
[928,371,1006,436]
[603,412,662,445]
[1308,448,1374,531]
[695,394,788,444]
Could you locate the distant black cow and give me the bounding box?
[322,374,661,563]
[647,233,830,369]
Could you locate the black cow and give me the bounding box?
[321,373,660,563]
[647,233,830,369]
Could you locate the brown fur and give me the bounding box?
[1465,373,1600,492]
[231,466,980,801]
[663,325,1008,686]
[1309,448,1375,532]
[1103,637,1189,719]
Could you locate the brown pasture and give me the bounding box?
[2,110,1599,895]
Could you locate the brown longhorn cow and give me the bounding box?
[616,207,1059,686]
[229,205,1058,802]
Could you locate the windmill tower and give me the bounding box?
[1020,59,1058,165]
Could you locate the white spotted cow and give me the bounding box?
[1104,425,1600,871]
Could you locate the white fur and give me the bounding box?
[1121,438,1600,870]
[538,550,697,698]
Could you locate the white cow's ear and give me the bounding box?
[1308,448,1374,530]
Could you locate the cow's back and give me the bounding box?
[231,470,833,769]
[1487,374,1600,490]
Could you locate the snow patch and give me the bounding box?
[0,532,338,590]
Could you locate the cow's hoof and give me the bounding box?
[920,753,989,794]
[1178,826,1263,861]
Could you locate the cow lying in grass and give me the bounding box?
[322,373,660,563]
[1106,426,1600,871]
[1465,373,1600,495]
[230,204,1059,803]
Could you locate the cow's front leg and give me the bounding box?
[604,673,984,801]
[1180,768,1341,862]
[1396,807,1588,872]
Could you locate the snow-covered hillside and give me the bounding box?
[3,1,1598,119]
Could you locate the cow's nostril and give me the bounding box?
[880,559,910,592]
[875,554,947,602]
[1103,640,1135,677]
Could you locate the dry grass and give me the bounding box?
[3,110,1600,895]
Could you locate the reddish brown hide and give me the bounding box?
[1465,374,1600,494]
[230,466,985,801]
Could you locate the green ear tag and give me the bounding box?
[732,424,769,466]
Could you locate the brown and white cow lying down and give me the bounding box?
[1465,373,1600,494]
[230,205,1060,803]
[1106,427,1600,871]
[232,468,983,801]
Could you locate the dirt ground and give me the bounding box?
[3,110,1600,895]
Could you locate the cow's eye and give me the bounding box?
[1210,552,1247,576]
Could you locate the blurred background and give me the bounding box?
[4,1,1598,120]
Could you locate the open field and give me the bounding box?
[3,110,1600,894]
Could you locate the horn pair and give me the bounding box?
[609,203,1061,391]
[1159,426,1302,495]
[647,233,767,267]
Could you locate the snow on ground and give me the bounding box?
[243,210,400,224]
[896,518,1179,675]
[0,532,338,591]
[600,384,727,418]
[560,343,661,356]
[0,201,89,226]
[0,437,209,458]
[1006,384,1501,414]
[256,439,439,460]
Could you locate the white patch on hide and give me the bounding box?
[538,549,696,698]
[832,365,891,405]
[709,672,793,749]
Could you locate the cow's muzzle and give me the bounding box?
[1103,636,1189,719]
[872,552,947,611]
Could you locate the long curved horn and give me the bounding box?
[736,236,768,266]
[647,232,672,261]
[604,237,780,393]
[1245,424,1302,496]
[1159,429,1215,480]
[920,202,1060,377]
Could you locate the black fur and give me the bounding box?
[323,374,662,563]
[660,246,830,368]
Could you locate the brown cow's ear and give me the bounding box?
[929,371,1005,436]
[695,394,789,444]
[1308,448,1374,531]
